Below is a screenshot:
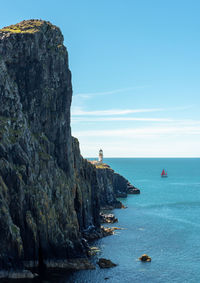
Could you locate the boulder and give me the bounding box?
[100,213,118,223]
[139,254,151,262]
[97,258,117,268]
[128,187,140,194]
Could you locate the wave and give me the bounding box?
[136,201,200,228]
[145,211,200,228]
[169,182,200,186]
[139,201,200,209]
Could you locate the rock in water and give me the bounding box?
[139,254,152,262]
[100,213,118,223]
[97,258,117,268]
[128,187,140,194]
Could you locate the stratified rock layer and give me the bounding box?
[0,20,138,273]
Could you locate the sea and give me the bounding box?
[67,158,200,283]
[12,158,200,283]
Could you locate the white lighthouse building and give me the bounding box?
[98,149,103,163]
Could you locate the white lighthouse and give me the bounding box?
[98,149,103,163]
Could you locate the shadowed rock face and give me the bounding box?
[0,20,136,272]
[0,20,95,269]
[113,173,140,196]
[96,168,123,209]
[0,19,72,173]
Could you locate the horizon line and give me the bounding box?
[85,156,200,159]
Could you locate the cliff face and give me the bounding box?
[113,173,140,197]
[0,20,137,273]
[96,168,123,209]
[96,167,140,208]
[72,137,100,234]
[0,20,91,270]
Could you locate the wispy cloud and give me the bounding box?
[73,125,200,137]
[71,107,164,116]
[71,105,192,116]
[74,86,149,98]
[72,117,200,124]
[72,117,174,122]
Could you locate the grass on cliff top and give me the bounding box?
[95,163,110,169]
[88,160,110,169]
[0,20,55,34]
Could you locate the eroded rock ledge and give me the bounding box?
[0,20,139,277]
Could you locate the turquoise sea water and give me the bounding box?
[66,158,200,283]
[19,158,199,283]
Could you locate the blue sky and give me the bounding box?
[1,0,200,157]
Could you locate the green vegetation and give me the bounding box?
[1,28,38,34]
[95,163,110,169]
[0,20,54,34]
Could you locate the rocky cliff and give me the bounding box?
[95,165,140,208]
[0,20,138,277]
[113,173,140,196]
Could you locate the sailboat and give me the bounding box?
[161,169,168,178]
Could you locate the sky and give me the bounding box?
[1,0,200,157]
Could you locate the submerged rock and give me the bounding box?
[97,258,117,268]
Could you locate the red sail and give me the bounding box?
[161,169,165,176]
